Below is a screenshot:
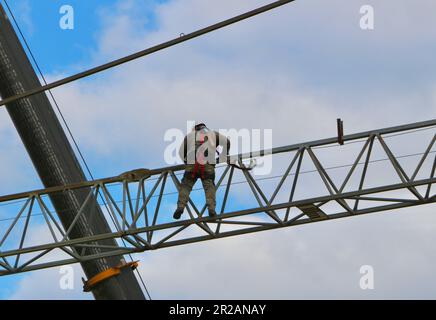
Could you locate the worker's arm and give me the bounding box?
[178,136,188,163]
[215,131,231,163]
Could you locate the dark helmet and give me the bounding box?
[194,122,207,131]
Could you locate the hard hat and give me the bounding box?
[194,122,207,131]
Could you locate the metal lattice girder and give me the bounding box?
[0,119,435,276]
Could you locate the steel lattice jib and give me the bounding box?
[0,120,435,276]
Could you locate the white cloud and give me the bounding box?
[137,204,436,299]
[0,108,40,194]
[5,223,90,300]
[9,264,89,300]
[46,0,436,171]
[1,0,436,299]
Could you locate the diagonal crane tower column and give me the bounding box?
[0,4,145,300]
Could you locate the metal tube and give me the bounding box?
[0,0,297,108]
[0,5,145,300]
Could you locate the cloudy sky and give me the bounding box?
[0,0,435,299]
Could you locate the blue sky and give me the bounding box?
[0,0,253,298]
[4,0,167,74]
[0,0,435,299]
[0,0,167,299]
[0,0,170,183]
[6,0,108,73]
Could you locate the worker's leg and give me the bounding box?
[201,164,216,215]
[176,166,197,210]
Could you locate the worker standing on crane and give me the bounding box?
[173,123,231,220]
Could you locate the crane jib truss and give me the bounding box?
[0,119,435,276]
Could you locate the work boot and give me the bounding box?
[173,207,184,220]
[208,208,217,218]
